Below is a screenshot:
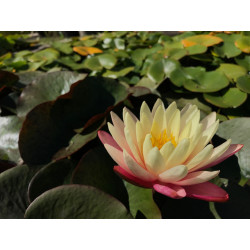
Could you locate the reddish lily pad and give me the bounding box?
[182,35,223,48]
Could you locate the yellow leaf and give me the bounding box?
[182,35,223,48]
[73,46,103,56]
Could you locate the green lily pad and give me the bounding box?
[0,165,41,218]
[217,118,250,178]
[28,48,60,65]
[204,88,247,108]
[25,185,133,219]
[97,54,117,69]
[72,146,129,207]
[236,75,250,93]
[185,44,207,55]
[57,56,86,70]
[147,59,165,83]
[28,159,75,202]
[52,41,73,55]
[83,56,103,71]
[0,116,22,163]
[213,34,242,58]
[114,38,125,50]
[216,63,247,82]
[19,77,129,165]
[17,71,86,117]
[183,67,229,93]
[124,181,161,219]
[103,67,134,79]
[235,55,250,71]
[235,36,250,53]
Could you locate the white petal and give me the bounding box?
[140,112,152,134]
[104,144,131,174]
[110,111,124,132]
[168,109,180,141]
[140,101,152,123]
[123,150,156,181]
[165,138,190,169]
[186,144,214,170]
[145,147,166,174]
[160,141,175,162]
[174,170,220,185]
[191,139,231,172]
[200,112,216,131]
[143,134,153,159]
[165,101,177,126]
[189,110,200,137]
[123,107,138,122]
[152,98,165,116]
[151,105,165,139]
[190,120,219,157]
[108,122,132,155]
[158,165,188,182]
[180,104,197,131]
[136,121,145,155]
[178,119,192,141]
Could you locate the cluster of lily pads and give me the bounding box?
[0,31,250,219]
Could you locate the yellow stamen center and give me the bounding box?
[151,129,177,149]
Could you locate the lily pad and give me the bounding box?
[204,88,247,108]
[17,71,86,117]
[0,165,41,218]
[97,54,117,69]
[73,46,103,56]
[52,41,73,55]
[217,118,250,178]
[28,159,75,202]
[183,67,229,93]
[235,36,250,54]
[216,63,247,82]
[235,55,250,71]
[124,181,161,219]
[213,34,242,58]
[28,48,60,65]
[0,116,22,163]
[83,56,103,71]
[182,35,223,47]
[103,67,134,79]
[236,75,250,93]
[72,146,129,207]
[25,185,133,219]
[147,59,165,83]
[18,77,129,165]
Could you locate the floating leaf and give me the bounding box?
[236,75,250,93]
[72,146,128,207]
[73,46,103,56]
[204,88,247,108]
[103,67,134,79]
[124,181,161,219]
[217,118,250,178]
[182,35,223,47]
[235,36,250,53]
[19,77,129,165]
[147,59,164,83]
[28,159,75,202]
[235,55,250,71]
[185,44,207,55]
[28,48,60,65]
[52,41,73,55]
[97,54,117,69]
[114,38,125,50]
[216,63,247,82]
[0,165,40,218]
[213,34,242,58]
[183,67,229,93]
[25,185,133,219]
[83,56,103,71]
[0,116,22,163]
[17,71,86,117]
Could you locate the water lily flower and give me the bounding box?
[98,99,243,202]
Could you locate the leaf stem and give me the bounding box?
[209,202,221,219]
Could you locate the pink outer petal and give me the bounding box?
[114,166,153,188]
[184,181,229,202]
[199,144,243,171]
[153,183,186,199]
[98,130,121,150]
